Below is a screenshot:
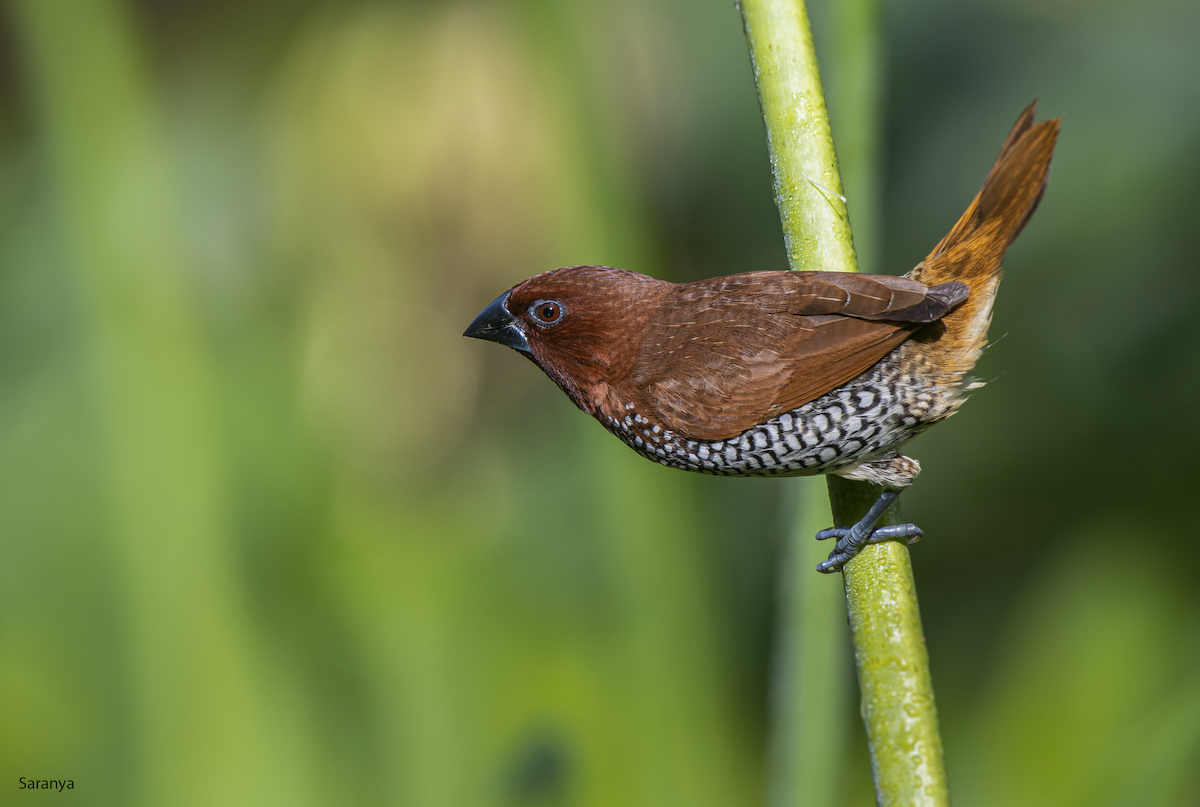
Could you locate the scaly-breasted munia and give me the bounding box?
[465,102,1060,572]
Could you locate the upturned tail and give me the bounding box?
[909,101,1061,384]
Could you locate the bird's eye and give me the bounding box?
[531,300,564,325]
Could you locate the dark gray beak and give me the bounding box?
[463,290,531,353]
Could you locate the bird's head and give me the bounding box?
[464,265,668,412]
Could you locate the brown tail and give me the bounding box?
[909,100,1061,383]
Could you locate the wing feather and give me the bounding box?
[629,271,964,441]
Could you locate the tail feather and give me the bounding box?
[909,101,1061,383]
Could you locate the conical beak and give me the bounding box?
[463,290,531,353]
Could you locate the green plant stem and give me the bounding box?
[741,1,949,804]
[740,0,855,275]
[828,477,949,805]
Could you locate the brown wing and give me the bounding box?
[629,271,966,441]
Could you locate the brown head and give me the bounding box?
[463,265,670,414]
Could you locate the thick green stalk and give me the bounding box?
[740,0,855,275]
[740,1,949,804]
[828,477,949,805]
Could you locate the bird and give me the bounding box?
[464,102,1060,572]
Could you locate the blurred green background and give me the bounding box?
[1,0,1198,805]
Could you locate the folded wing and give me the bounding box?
[631,271,966,441]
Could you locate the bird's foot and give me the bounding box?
[815,523,923,573]
[814,490,922,574]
